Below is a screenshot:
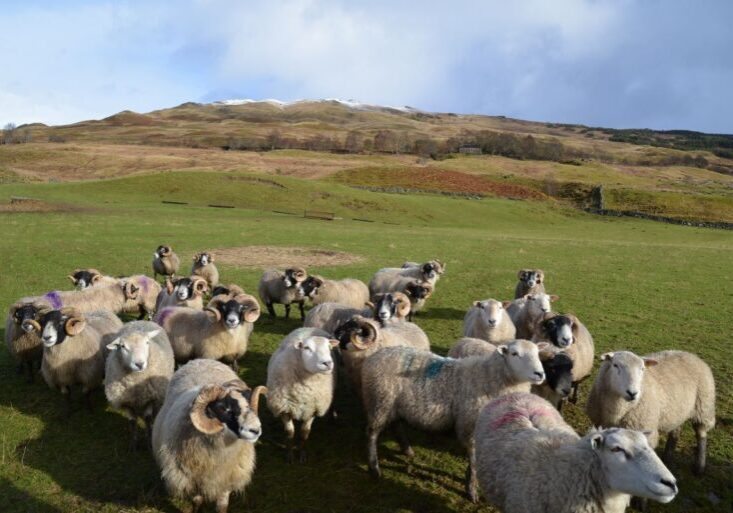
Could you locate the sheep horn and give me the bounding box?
[393,292,411,318]
[165,278,175,294]
[193,278,208,293]
[237,296,261,323]
[190,384,226,434]
[350,318,377,350]
[22,319,42,332]
[204,307,221,322]
[249,386,267,414]
[63,310,86,336]
[67,275,77,284]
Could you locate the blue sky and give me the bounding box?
[1,0,732,133]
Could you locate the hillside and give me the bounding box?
[2,99,733,223]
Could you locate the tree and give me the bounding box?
[2,122,16,144]
[344,131,362,153]
[266,129,283,150]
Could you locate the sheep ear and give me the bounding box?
[643,358,658,367]
[106,338,121,351]
[502,300,512,308]
[294,340,304,349]
[473,300,482,308]
[536,342,550,352]
[146,329,162,341]
[365,301,375,309]
[517,269,526,279]
[600,352,614,361]
[497,345,508,355]
[329,338,339,348]
[590,433,604,450]
[550,295,559,302]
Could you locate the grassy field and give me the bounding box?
[1,171,732,513]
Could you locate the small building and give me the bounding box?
[458,146,482,155]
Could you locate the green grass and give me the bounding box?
[1,171,732,512]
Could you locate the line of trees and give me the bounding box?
[1,123,33,144]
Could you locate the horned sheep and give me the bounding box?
[368,260,445,296]
[5,298,50,382]
[266,327,338,463]
[156,276,209,311]
[475,392,678,513]
[68,268,117,290]
[361,339,547,502]
[258,267,308,319]
[301,275,370,309]
[152,359,266,513]
[514,268,546,299]
[191,252,219,288]
[152,245,180,280]
[586,350,715,475]
[104,321,175,449]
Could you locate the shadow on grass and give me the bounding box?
[0,478,65,513]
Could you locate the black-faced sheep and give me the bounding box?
[301,275,370,309]
[514,268,545,298]
[191,251,219,287]
[156,276,209,311]
[258,267,308,319]
[5,298,50,382]
[152,245,180,280]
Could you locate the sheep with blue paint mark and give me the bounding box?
[360,339,548,502]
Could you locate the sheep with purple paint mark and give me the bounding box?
[5,297,52,382]
[360,339,548,502]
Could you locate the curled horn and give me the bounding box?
[22,319,42,332]
[292,267,307,282]
[205,305,222,322]
[536,269,545,283]
[566,313,580,334]
[349,318,378,350]
[435,260,445,272]
[208,253,215,263]
[192,252,201,262]
[392,292,411,319]
[190,384,226,434]
[67,274,77,285]
[236,295,261,323]
[123,281,139,300]
[249,385,267,414]
[422,282,434,298]
[60,307,86,336]
[192,277,208,294]
[160,246,171,257]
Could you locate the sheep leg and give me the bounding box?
[298,417,314,463]
[144,413,154,450]
[284,304,291,319]
[191,495,204,513]
[25,361,35,384]
[83,389,94,412]
[662,427,681,463]
[215,492,230,513]
[16,362,23,375]
[281,414,296,463]
[569,382,580,404]
[230,359,239,373]
[62,387,73,418]
[466,439,479,503]
[407,312,413,322]
[693,426,707,475]
[393,420,414,458]
[137,305,147,320]
[128,418,139,452]
[298,301,305,320]
[367,424,386,478]
[266,301,276,318]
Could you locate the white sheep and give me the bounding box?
[155,293,261,370]
[361,339,547,502]
[586,350,715,475]
[104,321,175,449]
[152,359,266,513]
[475,393,678,513]
[303,302,371,334]
[446,337,496,359]
[301,275,370,309]
[506,293,558,339]
[463,299,516,344]
[39,308,123,414]
[266,327,338,463]
[532,312,594,403]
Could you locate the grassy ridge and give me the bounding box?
[0,173,732,512]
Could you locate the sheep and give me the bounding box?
[367,291,411,325]
[514,268,546,299]
[258,267,308,319]
[266,328,338,463]
[211,284,246,298]
[368,259,445,296]
[506,293,559,339]
[39,308,123,413]
[156,276,209,311]
[446,337,496,359]
[334,315,430,395]
[41,275,161,319]
[303,302,372,334]
[361,339,548,502]
[586,350,715,476]
[5,298,51,382]
[402,280,433,321]
[191,251,219,287]
[531,349,574,411]
[152,245,180,280]
[301,275,370,309]
[462,299,516,344]
[104,321,175,449]
[67,268,117,290]
[152,358,266,513]
[532,312,594,403]
[475,392,678,513]
[155,293,261,370]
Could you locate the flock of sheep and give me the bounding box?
[4,247,717,513]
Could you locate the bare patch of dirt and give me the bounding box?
[212,246,365,269]
[0,198,87,213]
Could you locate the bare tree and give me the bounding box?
[2,122,16,144]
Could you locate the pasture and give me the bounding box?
[1,171,731,512]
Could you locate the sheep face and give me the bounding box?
[540,314,574,348]
[542,352,573,397]
[296,336,339,374]
[283,267,307,289]
[39,309,86,347]
[208,296,261,330]
[600,351,658,403]
[300,276,324,299]
[404,281,432,301]
[526,293,558,315]
[14,304,43,333]
[473,299,506,329]
[168,277,207,301]
[592,428,677,503]
[370,292,410,323]
[106,329,161,372]
[154,245,172,258]
[193,252,213,266]
[497,340,546,385]
[190,384,266,442]
[68,269,102,290]
[518,269,544,288]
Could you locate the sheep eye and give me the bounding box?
[611,447,629,457]
[612,363,618,369]
[511,351,519,357]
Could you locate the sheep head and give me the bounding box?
[334,316,378,351]
[190,382,266,441]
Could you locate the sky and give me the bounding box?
[1,0,732,133]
